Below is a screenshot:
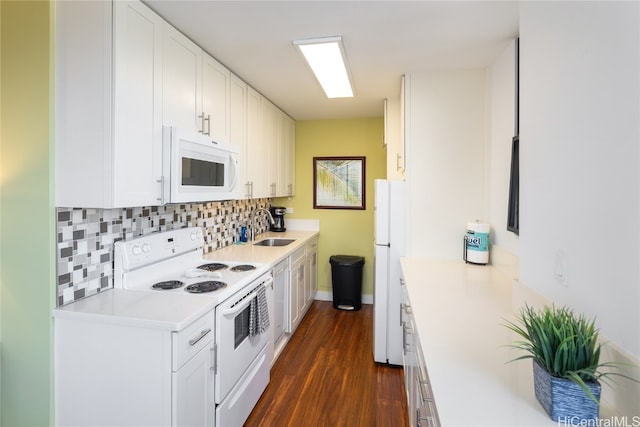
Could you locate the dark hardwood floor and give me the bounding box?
[244,301,409,427]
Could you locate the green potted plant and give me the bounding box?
[504,304,637,422]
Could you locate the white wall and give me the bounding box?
[405,70,487,259]
[519,2,640,360]
[486,41,520,257]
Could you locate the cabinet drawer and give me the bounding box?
[306,238,318,253]
[289,247,306,267]
[172,310,215,371]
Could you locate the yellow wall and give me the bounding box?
[0,1,55,425]
[274,118,386,298]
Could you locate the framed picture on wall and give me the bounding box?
[313,156,366,210]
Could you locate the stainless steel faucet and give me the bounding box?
[250,207,275,241]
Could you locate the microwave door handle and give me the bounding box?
[229,154,239,191]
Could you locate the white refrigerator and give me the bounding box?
[373,179,406,365]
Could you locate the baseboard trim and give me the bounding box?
[314,291,373,305]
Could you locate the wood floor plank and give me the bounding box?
[244,301,409,427]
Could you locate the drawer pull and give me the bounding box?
[417,376,433,402]
[188,328,211,346]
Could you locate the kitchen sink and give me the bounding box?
[253,238,295,247]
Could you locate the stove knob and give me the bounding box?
[190,230,200,241]
[142,243,151,253]
[132,245,142,255]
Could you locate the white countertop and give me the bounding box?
[53,230,319,330]
[400,258,556,427]
[52,288,216,331]
[203,230,319,265]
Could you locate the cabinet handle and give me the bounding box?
[188,328,211,346]
[417,411,435,427]
[417,375,433,403]
[205,114,211,137]
[198,112,206,134]
[212,343,217,374]
[156,176,165,204]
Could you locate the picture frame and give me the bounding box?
[313,156,366,210]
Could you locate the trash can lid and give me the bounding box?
[329,255,365,266]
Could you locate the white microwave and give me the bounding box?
[162,126,239,204]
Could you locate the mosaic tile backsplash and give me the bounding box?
[56,199,272,306]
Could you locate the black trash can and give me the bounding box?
[329,255,365,311]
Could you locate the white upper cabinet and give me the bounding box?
[162,24,201,133]
[230,74,248,193]
[261,97,279,197]
[56,0,292,207]
[246,87,270,198]
[276,110,295,197]
[284,113,296,197]
[385,76,405,181]
[202,54,231,145]
[162,25,231,145]
[56,0,164,208]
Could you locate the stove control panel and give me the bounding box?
[115,227,204,272]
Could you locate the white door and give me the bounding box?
[113,0,163,207]
[202,54,231,143]
[172,344,214,427]
[162,24,201,132]
[373,244,390,363]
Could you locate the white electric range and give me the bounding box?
[113,227,269,303]
[113,227,272,427]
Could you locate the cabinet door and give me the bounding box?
[287,260,305,333]
[246,87,269,198]
[230,74,248,195]
[162,23,201,132]
[172,344,215,427]
[275,111,288,197]
[202,54,231,144]
[272,261,287,344]
[306,242,317,307]
[285,116,296,197]
[296,263,306,323]
[112,0,163,207]
[261,98,279,197]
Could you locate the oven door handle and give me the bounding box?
[221,277,273,317]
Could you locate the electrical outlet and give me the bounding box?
[285,207,293,214]
[554,248,568,287]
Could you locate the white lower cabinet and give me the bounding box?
[305,238,318,311]
[287,247,306,333]
[271,259,288,362]
[284,238,318,335]
[173,344,215,427]
[55,310,215,427]
[402,279,439,427]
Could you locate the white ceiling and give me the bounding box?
[143,1,520,120]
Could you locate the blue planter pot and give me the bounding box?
[532,360,601,422]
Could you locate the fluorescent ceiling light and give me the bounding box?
[293,36,354,98]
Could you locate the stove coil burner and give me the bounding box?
[152,280,185,290]
[185,281,227,293]
[197,263,229,272]
[230,264,256,272]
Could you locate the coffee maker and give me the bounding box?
[269,206,286,232]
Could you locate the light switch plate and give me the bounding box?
[554,248,568,287]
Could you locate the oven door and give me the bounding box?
[164,126,239,203]
[215,273,272,404]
